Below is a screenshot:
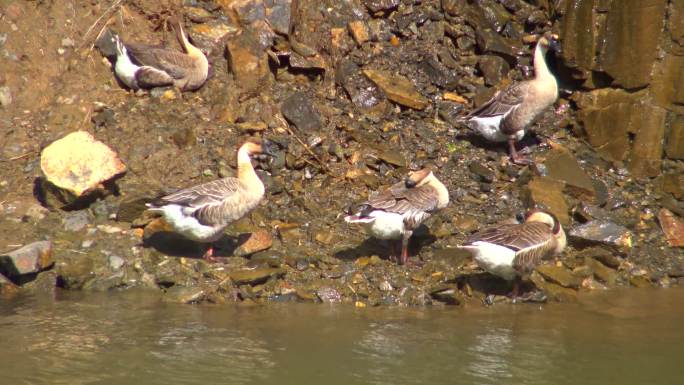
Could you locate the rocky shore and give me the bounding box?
[1,0,683,305]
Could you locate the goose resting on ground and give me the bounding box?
[459,209,566,298]
[344,168,450,265]
[462,33,561,165]
[113,18,209,91]
[146,138,276,261]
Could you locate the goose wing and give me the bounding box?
[154,178,245,226]
[135,66,175,88]
[126,43,194,80]
[365,181,438,214]
[466,221,555,273]
[466,82,529,119]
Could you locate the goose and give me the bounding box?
[462,33,561,165]
[459,209,566,298]
[113,19,209,91]
[344,168,450,265]
[146,138,276,261]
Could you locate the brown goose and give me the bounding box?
[344,168,450,265]
[463,33,560,165]
[146,139,276,261]
[113,19,209,91]
[459,209,566,297]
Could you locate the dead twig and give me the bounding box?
[80,0,125,51]
[284,125,331,173]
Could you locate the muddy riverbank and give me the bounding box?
[1,0,683,306]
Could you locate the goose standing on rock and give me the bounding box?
[344,168,450,265]
[459,209,566,298]
[462,33,561,165]
[146,138,276,261]
[113,18,209,91]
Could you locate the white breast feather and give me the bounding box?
[115,52,140,89]
[365,211,405,240]
[462,241,518,281]
[158,204,224,243]
[467,116,525,142]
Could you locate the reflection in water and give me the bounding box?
[466,326,514,383]
[0,288,683,385]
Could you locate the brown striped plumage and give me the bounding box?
[345,169,449,265]
[119,19,209,91]
[463,33,560,165]
[465,221,559,275]
[146,139,276,261]
[460,209,566,298]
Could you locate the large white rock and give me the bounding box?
[40,131,126,197]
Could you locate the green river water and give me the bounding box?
[1,288,682,385]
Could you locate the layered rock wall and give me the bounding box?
[561,0,684,177]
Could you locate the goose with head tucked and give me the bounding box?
[113,18,209,91]
[344,168,450,265]
[459,209,566,298]
[146,138,276,261]
[462,33,561,165]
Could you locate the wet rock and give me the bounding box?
[108,255,125,270]
[288,51,326,71]
[602,0,667,89]
[40,131,126,206]
[116,196,151,223]
[657,209,684,248]
[281,92,322,131]
[363,0,399,13]
[363,69,429,110]
[575,247,621,269]
[569,220,633,252]
[665,115,684,159]
[529,271,577,302]
[62,210,91,232]
[163,286,206,304]
[442,0,465,16]
[535,264,582,289]
[662,173,684,200]
[468,162,495,183]
[265,0,291,35]
[543,145,597,202]
[477,55,509,86]
[474,27,521,60]
[0,241,53,278]
[234,230,274,256]
[419,57,459,89]
[576,89,641,162]
[336,60,385,110]
[24,270,58,294]
[376,149,406,167]
[226,29,272,96]
[0,273,19,297]
[229,267,285,285]
[0,86,11,107]
[348,21,369,45]
[584,257,617,286]
[576,89,665,178]
[430,284,464,305]
[523,177,570,226]
[629,275,652,288]
[316,287,342,303]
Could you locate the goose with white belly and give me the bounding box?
[146,138,276,261]
[462,33,561,165]
[344,168,450,265]
[459,209,566,298]
[112,18,209,91]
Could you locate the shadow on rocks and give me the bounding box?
[142,232,249,259]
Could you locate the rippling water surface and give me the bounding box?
[1,288,682,385]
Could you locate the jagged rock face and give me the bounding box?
[562,0,684,177]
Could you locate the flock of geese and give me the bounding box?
[109,20,565,298]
